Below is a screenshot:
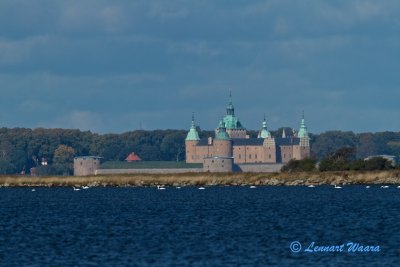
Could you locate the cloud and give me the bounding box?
[0,1,399,133]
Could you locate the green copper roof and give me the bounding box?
[215,119,230,140]
[222,91,245,130]
[185,113,200,141]
[297,112,309,139]
[258,115,271,138]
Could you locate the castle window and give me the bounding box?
[269,154,271,159]
[284,154,286,158]
[222,160,225,163]
[239,154,241,159]
[249,154,252,159]
[255,154,257,159]
[192,155,194,159]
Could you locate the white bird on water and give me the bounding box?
[198,187,205,190]
[334,184,342,189]
[157,185,166,190]
[381,185,389,189]
[73,187,81,191]
[366,186,370,189]
[250,186,256,189]
[31,189,36,192]
[82,186,89,189]
[308,185,315,188]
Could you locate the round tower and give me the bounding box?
[213,119,232,157]
[185,113,200,163]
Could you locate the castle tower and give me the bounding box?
[213,119,232,157]
[222,91,247,138]
[293,111,311,159]
[258,115,271,139]
[185,113,201,163]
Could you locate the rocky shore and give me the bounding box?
[1,170,400,187]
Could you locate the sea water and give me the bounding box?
[0,186,399,266]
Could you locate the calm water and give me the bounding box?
[0,186,399,266]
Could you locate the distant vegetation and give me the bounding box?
[0,127,400,175]
[282,147,396,172]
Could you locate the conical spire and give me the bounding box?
[297,111,309,139]
[282,128,286,138]
[185,113,200,141]
[226,89,235,116]
[258,114,271,138]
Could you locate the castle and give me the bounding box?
[185,93,310,171]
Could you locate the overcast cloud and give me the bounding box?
[0,0,400,133]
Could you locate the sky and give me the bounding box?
[0,0,400,134]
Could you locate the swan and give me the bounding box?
[397,186,400,188]
[308,185,315,188]
[381,185,389,189]
[334,184,342,189]
[73,187,81,191]
[157,185,166,190]
[82,186,89,189]
[176,186,181,189]
[198,187,205,190]
[366,186,370,188]
[31,189,36,192]
[250,186,256,189]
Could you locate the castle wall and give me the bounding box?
[237,163,284,173]
[263,138,277,163]
[233,145,264,163]
[96,168,203,175]
[293,145,310,160]
[280,145,293,164]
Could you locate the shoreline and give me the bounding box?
[1,170,400,187]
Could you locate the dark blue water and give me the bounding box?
[0,186,399,266]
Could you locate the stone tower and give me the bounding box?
[185,113,201,163]
[293,112,311,159]
[213,119,233,157]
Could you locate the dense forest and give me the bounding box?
[1,127,400,175]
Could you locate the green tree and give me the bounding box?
[281,158,317,172]
[53,145,76,175]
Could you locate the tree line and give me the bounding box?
[0,127,400,175]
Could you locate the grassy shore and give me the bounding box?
[1,170,400,187]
